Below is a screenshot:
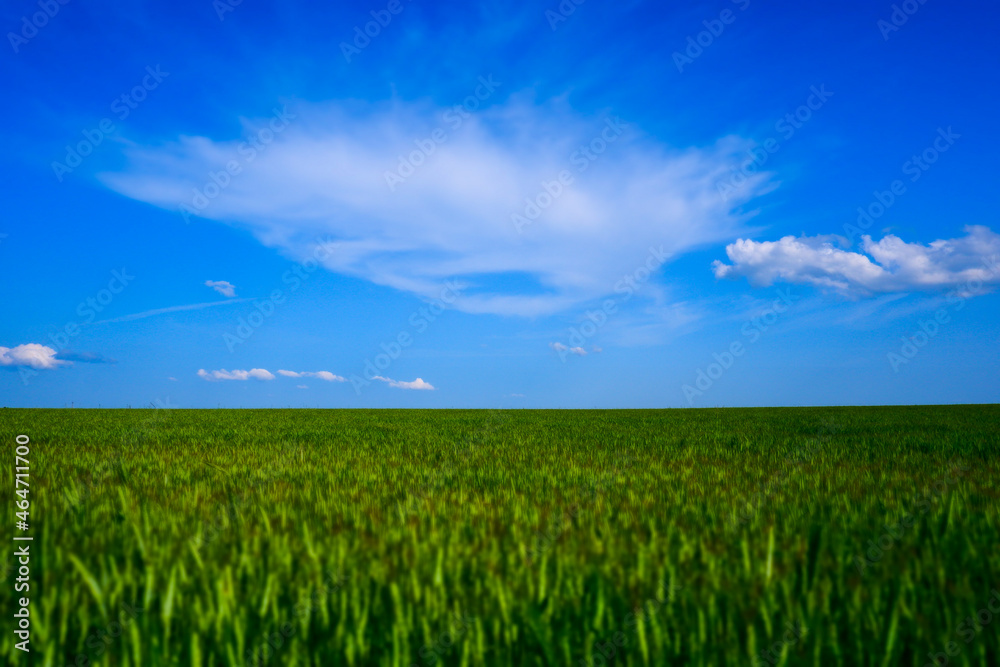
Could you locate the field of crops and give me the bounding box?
[0,406,998,666]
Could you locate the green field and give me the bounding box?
[1,406,998,666]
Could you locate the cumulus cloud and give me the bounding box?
[205,280,237,297]
[100,99,772,316]
[197,368,275,381]
[277,370,346,382]
[0,344,69,370]
[713,226,1000,296]
[373,376,435,390]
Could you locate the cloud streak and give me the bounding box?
[197,368,276,381]
[55,351,117,364]
[95,299,252,324]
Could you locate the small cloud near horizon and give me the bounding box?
[277,370,347,382]
[373,376,435,390]
[197,368,275,381]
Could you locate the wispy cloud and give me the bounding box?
[55,351,117,364]
[205,280,237,297]
[101,99,771,317]
[95,298,252,324]
[197,368,276,381]
[277,370,347,382]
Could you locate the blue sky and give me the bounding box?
[1,0,998,408]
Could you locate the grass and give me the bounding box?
[0,406,998,666]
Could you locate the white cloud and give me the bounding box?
[373,376,435,390]
[713,226,1000,296]
[0,344,69,370]
[101,99,771,316]
[310,371,345,382]
[277,370,346,382]
[549,342,587,356]
[197,368,275,381]
[205,280,237,297]
[296,384,308,389]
